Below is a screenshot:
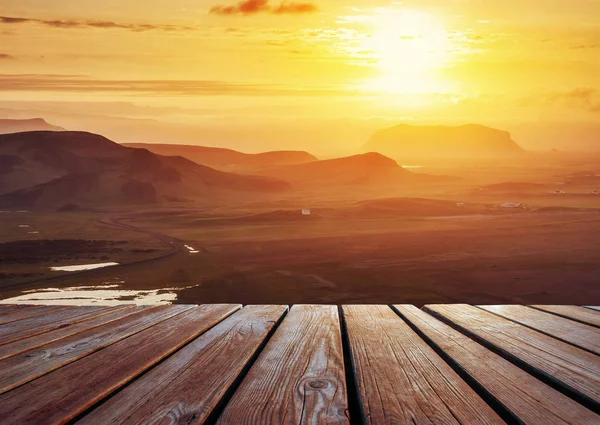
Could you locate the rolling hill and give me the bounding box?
[365,124,524,159]
[252,152,415,187]
[123,143,317,171]
[0,131,290,207]
[0,118,65,134]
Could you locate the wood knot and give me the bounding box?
[307,380,328,389]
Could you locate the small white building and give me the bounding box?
[500,202,523,208]
[301,209,311,216]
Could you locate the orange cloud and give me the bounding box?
[0,74,348,97]
[210,0,318,15]
[0,16,192,32]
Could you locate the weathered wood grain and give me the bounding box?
[78,305,287,425]
[0,305,33,314]
[0,305,69,325]
[0,304,193,394]
[343,305,504,425]
[217,305,349,425]
[585,306,600,312]
[396,305,600,424]
[479,305,600,354]
[531,305,600,328]
[424,304,600,405]
[0,304,240,425]
[0,305,141,361]
[0,305,117,345]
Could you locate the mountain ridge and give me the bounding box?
[251,152,415,187]
[365,123,524,159]
[0,131,291,207]
[0,118,65,134]
[123,142,317,171]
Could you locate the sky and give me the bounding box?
[1,0,599,153]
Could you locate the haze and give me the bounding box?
[1,0,600,154]
[1,1,600,307]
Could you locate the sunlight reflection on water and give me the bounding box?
[0,283,202,306]
[49,262,120,272]
[0,285,176,306]
[184,245,199,254]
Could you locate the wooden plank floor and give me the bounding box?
[0,304,597,424]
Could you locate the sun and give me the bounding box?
[361,9,450,94]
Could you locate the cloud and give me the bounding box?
[210,0,318,15]
[525,88,600,113]
[273,2,318,14]
[571,44,598,49]
[0,74,351,97]
[0,54,15,60]
[0,16,192,32]
[554,88,600,112]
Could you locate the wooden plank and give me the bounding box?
[0,304,240,425]
[0,305,142,361]
[0,304,194,394]
[343,305,504,425]
[217,305,349,425]
[529,306,600,328]
[0,305,118,345]
[0,305,35,314]
[78,305,287,425]
[424,304,600,405]
[585,306,600,312]
[0,305,70,325]
[479,305,600,354]
[396,305,600,425]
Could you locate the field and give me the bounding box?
[1,155,599,305]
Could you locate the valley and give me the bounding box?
[0,122,599,305]
[2,163,599,305]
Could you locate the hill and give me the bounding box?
[0,131,290,207]
[480,182,549,192]
[364,124,524,159]
[0,118,65,134]
[123,143,317,171]
[253,152,414,187]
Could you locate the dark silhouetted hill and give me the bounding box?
[0,131,290,207]
[365,124,524,159]
[123,143,317,171]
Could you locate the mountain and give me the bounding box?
[252,152,414,187]
[0,131,290,207]
[0,118,65,134]
[123,143,317,171]
[364,124,524,159]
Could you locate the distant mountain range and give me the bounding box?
[124,143,317,171]
[0,118,65,134]
[0,131,290,208]
[365,124,524,159]
[0,120,484,207]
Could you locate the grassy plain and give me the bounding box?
[1,155,599,305]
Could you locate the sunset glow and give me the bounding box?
[356,8,450,94]
[0,0,599,153]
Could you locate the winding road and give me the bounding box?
[1,213,187,292]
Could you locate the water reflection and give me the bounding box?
[0,285,177,306]
[0,283,202,306]
[184,245,199,254]
[50,262,120,272]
